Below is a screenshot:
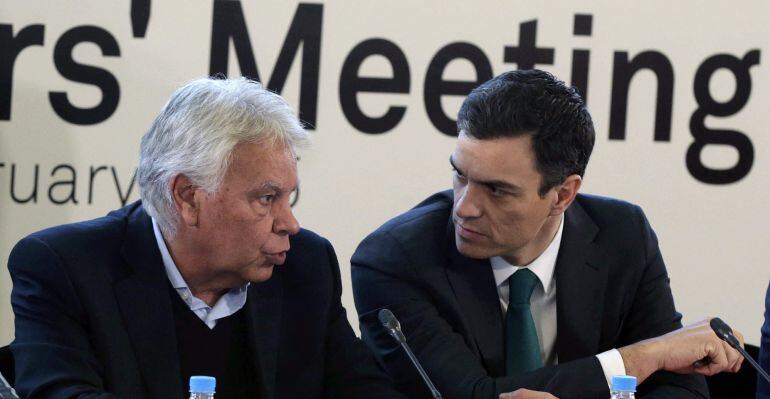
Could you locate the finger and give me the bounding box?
[727,346,744,371]
[696,340,729,376]
[733,329,746,372]
[724,344,744,373]
[734,329,745,346]
[732,358,744,373]
[713,336,742,372]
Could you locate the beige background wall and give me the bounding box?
[1,1,768,348]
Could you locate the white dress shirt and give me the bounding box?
[490,215,625,389]
[152,218,249,329]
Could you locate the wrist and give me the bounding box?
[618,339,662,384]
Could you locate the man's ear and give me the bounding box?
[171,174,200,227]
[550,174,582,216]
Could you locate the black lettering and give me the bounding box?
[424,42,493,136]
[89,165,108,204]
[609,51,674,141]
[573,14,593,36]
[48,164,78,204]
[49,26,121,125]
[339,39,410,134]
[112,167,137,206]
[210,0,257,77]
[571,50,590,103]
[504,20,554,70]
[10,163,38,204]
[131,0,151,38]
[209,2,323,128]
[687,50,760,184]
[0,24,45,120]
[571,14,593,103]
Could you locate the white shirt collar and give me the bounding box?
[490,215,564,294]
[152,219,187,290]
[151,218,249,329]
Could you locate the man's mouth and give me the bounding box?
[264,250,288,265]
[455,221,486,240]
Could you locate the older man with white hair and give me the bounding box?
[8,77,406,399]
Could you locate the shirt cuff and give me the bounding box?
[596,349,627,390]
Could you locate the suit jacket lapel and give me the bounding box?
[554,200,609,363]
[244,270,283,399]
[114,206,183,399]
[444,220,506,376]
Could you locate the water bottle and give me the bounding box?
[189,375,216,399]
[610,375,636,399]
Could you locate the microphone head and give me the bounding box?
[710,317,732,340]
[378,308,400,330]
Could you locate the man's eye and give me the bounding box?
[487,185,507,197]
[452,169,466,181]
[258,194,275,205]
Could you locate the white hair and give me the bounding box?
[137,77,310,237]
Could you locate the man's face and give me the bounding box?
[450,131,561,265]
[193,141,300,285]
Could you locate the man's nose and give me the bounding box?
[454,184,482,219]
[274,202,300,235]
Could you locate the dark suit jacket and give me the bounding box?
[352,190,708,399]
[758,281,770,398]
[9,202,404,399]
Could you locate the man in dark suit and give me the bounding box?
[352,69,744,399]
[759,281,770,398]
[9,77,405,399]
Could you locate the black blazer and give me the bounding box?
[9,202,404,399]
[758,281,770,398]
[352,190,708,399]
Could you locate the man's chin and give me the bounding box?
[455,239,493,260]
[246,264,275,283]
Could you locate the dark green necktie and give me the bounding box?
[505,268,542,375]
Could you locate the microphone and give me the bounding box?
[0,372,19,399]
[709,317,770,384]
[378,309,442,399]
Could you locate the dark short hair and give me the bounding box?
[457,69,595,196]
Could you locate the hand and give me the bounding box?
[499,388,558,399]
[619,318,744,383]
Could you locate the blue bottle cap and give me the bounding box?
[611,375,637,392]
[189,376,216,393]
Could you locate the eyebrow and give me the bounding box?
[449,155,522,193]
[252,181,289,194]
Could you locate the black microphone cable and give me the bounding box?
[379,308,443,399]
[710,317,770,384]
